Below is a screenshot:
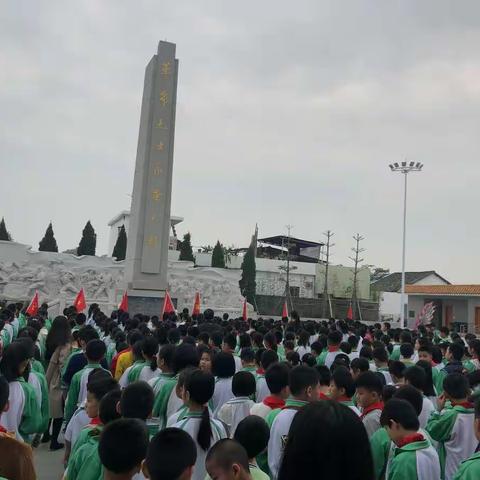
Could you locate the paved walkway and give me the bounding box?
[33,443,65,480]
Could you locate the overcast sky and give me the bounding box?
[1,1,479,282]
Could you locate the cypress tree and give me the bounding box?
[0,218,11,241]
[239,243,256,305]
[39,223,58,252]
[112,225,127,261]
[211,241,225,268]
[77,220,97,256]
[179,232,195,263]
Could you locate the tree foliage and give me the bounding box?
[77,220,97,256]
[39,223,58,252]
[211,241,226,268]
[239,243,256,305]
[0,218,11,241]
[112,225,127,261]
[179,232,195,263]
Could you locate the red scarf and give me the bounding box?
[263,396,285,410]
[397,433,424,448]
[361,401,384,419]
[318,392,330,400]
[452,401,474,409]
[256,368,265,375]
[328,346,340,353]
[0,425,6,434]
[89,417,102,426]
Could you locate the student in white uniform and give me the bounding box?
[373,347,393,385]
[119,337,159,388]
[148,344,175,396]
[216,371,255,437]
[211,352,236,415]
[256,350,278,403]
[266,365,320,479]
[294,331,311,360]
[222,334,243,372]
[404,366,435,429]
[173,369,227,480]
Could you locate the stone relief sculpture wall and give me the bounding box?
[0,241,245,314]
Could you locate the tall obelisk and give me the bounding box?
[124,41,178,315]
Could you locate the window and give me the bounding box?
[409,310,415,318]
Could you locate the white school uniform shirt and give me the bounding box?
[268,399,308,480]
[0,381,25,440]
[216,397,254,437]
[212,377,234,415]
[295,345,311,359]
[418,396,435,429]
[173,411,227,480]
[77,366,100,407]
[377,367,393,385]
[64,407,90,446]
[233,356,243,372]
[166,386,184,420]
[256,375,270,403]
[324,350,342,369]
[362,408,382,438]
[148,372,174,396]
[349,350,360,361]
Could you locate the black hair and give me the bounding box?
[302,353,316,367]
[331,366,355,398]
[327,330,342,346]
[265,363,289,395]
[278,401,373,480]
[263,332,278,351]
[383,385,398,403]
[359,346,373,361]
[173,344,199,374]
[290,366,319,396]
[238,333,252,349]
[210,332,223,348]
[223,333,237,350]
[206,438,250,473]
[0,342,30,382]
[392,385,423,416]
[234,415,270,459]
[315,365,331,387]
[389,360,406,380]
[404,366,426,392]
[120,381,154,420]
[145,428,197,480]
[87,376,119,402]
[351,357,369,373]
[45,315,71,362]
[286,351,300,366]
[330,353,350,372]
[261,349,279,370]
[443,373,470,400]
[185,369,215,451]
[85,339,106,362]
[99,389,122,424]
[158,344,176,371]
[355,371,383,396]
[310,341,323,356]
[77,325,99,344]
[212,352,236,378]
[400,343,414,359]
[99,418,149,474]
[142,336,159,371]
[380,398,419,431]
[448,342,464,361]
[232,371,256,397]
[415,360,436,397]
[0,375,9,411]
[240,348,255,363]
[372,347,388,364]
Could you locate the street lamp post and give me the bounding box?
[389,161,424,328]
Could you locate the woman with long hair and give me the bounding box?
[44,315,73,449]
[278,401,374,480]
[173,369,226,480]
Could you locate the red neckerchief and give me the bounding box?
[328,346,339,353]
[256,368,265,375]
[361,401,384,419]
[318,392,330,400]
[397,433,424,448]
[451,400,474,409]
[0,425,7,434]
[89,417,102,426]
[263,396,285,410]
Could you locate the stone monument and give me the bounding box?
[124,41,179,315]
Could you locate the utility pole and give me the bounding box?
[349,234,365,320]
[322,230,334,318]
[285,224,293,312]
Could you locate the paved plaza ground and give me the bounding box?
[33,443,64,480]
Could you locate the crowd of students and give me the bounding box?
[1,301,480,480]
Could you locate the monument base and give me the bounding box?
[127,289,176,317]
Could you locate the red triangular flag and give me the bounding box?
[281,300,289,319]
[346,305,353,320]
[26,291,39,316]
[192,292,201,316]
[242,298,248,321]
[119,291,128,312]
[73,288,87,313]
[162,292,176,316]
